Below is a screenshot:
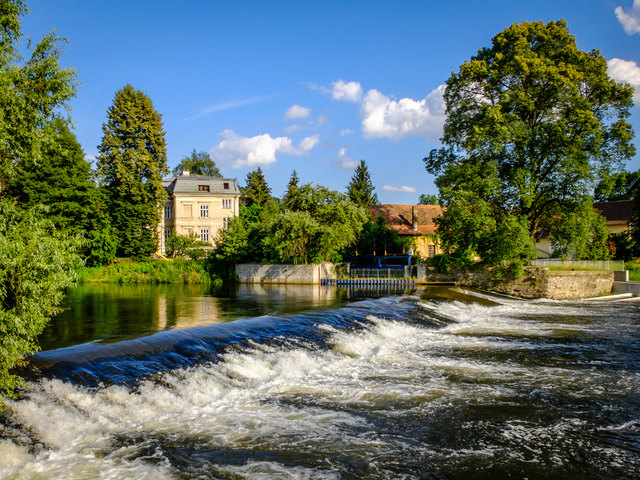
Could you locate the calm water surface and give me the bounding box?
[0,284,638,479]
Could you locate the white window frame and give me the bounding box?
[164,205,173,219]
[164,229,172,241]
[223,217,230,229]
[222,198,232,209]
[200,228,209,242]
[200,204,209,218]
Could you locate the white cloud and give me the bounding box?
[615,0,640,35]
[211,130,319,169]
[181,94,277,121]
[382,185,417,193]
[330,147,358,170]
[340,128,353,136]
[285,104,311,120]
[361,84,446,140]
[608,57,640,102]
[331,80,363,102]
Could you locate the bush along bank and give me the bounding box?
[76,258,218,284]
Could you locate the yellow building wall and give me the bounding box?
[408,236,442,260]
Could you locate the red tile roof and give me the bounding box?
[369,204,443,236]
[593,200,633,226]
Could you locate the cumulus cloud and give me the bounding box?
[211,130,319,169]
[330,147,358,170]
[285,104,311,120]
[608,57,640,102]
[331,80,363,102]
[615,0,640,35]
[382,185,417,193]
[361,84,446,140]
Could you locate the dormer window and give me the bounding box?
[223,182,229,190]
[198,185,210,192]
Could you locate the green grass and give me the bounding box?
[626,261,640,281]
[76,258,217,284]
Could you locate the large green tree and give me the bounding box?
[346,160,378,207]
[97,85,169,258]
[6,119,116,265]
[0,200,81,406]
[425,20,635,266]
[282,170,301,211]
[172,149,222,177]
[0,0,77,188]
[244,167,272,208]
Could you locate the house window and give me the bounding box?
[164,229,172,241]
[428,244,436,257]
[223,217,230,229]
[222,198,232,209]
[200,204,209,218]
[198,185,210,192]
[200,228,209,242]
[164,205,173,219]
[223,182,229,190]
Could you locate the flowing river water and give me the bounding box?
[0,284,638,479]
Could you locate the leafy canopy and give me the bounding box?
[172,149,221,177]
[244,167,272,208]
[425,20,634,266]
[97,84,169,259]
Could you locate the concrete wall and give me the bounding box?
[491,267,615,300]
[612,281,640,296]
[235,263,339,284]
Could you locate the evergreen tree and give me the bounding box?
[97,85,169,258]
[6,119,116,265]
[244,167,272,208]
[346,160,378,207]
[172,149,222,177]
[283,170,301,210]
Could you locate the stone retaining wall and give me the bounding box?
[235,263,340,284]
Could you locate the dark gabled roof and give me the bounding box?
[594,200,633,225]
[368,204,443,236]
[163,175,241,195]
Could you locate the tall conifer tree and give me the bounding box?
[283,170,301,211]
[97,85,169,258]
[244,167,272,208]
[346,160,378,208]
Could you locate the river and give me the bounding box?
[0,284,638,479]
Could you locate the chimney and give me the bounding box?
[182,170,190,176]
[412,205,418,231]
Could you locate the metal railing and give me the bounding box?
[530,259,625,271]
[350,267,408,279]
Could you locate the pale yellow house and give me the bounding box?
[158,171,241,254]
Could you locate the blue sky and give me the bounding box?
[21,0,640,204]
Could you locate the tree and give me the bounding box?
[0,0,77,189]
[344,213,411,258]
[418,194,438,205]
[244,167,272,208]
[97,85,169,259]
[172,149,221,177]
[283,170,301,210]
[346,160,378,207]
[0,200,81,406]
[594,169,640,201]
[5,119,116,266]
[424,20,635,268]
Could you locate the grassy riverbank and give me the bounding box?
[77,258,217,284]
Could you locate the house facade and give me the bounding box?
[158,172,241,254]
[368,204,444,259]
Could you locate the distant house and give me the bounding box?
[368,204,443,259]
[158,171,242,254]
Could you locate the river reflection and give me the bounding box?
[39,282,416,351]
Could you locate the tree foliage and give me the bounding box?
[418,194,438,205]
[425,20,635,268]
[346,160,378,207]
[172,149,221,177]
[97,85,169,259]
[594,169,640,201]
[343,214,411,257]
[0,200,81,405]
[5,119,116,265]
[0,0,77,187]
[283,170,301,211]
[244,167,272,208]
